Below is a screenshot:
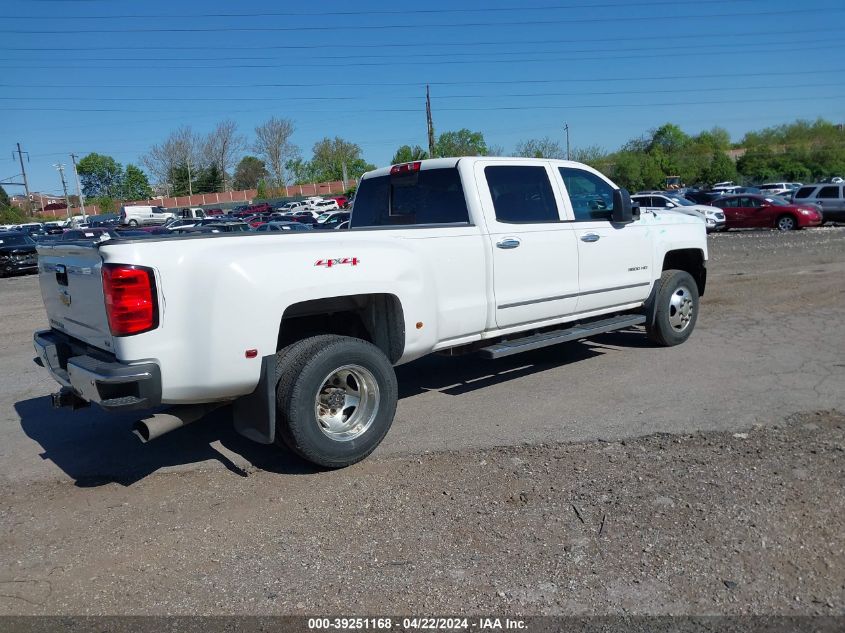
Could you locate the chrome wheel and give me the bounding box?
[668,285,694,332]
[314,364,380,442]
[777,216,795,231]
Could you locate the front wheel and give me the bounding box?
[644,270,699,347]
[274,334,398,468]
[128,219,139,227]
[776,215,797,231]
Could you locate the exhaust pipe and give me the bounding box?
[133,403,224,443]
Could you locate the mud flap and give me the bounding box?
[232,354,276,444]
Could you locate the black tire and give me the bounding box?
[644,270,699,347]
[776,214,797,231]
[128,219,139,227]
[274,334,398,468]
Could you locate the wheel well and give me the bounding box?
[277,293,405,363]
[662,249,706,296]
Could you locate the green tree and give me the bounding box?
[120,164,152,200]
[434,129,487,158]
[232,156,269,190]
[309,136,374,182]
[0,184,9,208]
[194,163,224,194]
[514,137,565,159]
[76,152,123,198]
[571,145,611,171]
[285,158,317,185]
[701,151,737,185]
[167,163,194,197]
[391,145,428,164]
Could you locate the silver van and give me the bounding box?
[792,184,845,222]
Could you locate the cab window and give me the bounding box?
[558,167,614,221]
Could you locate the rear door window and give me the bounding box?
[352,168,469,227]
[485,165,559,223]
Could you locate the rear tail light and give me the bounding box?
[102,264,159,336]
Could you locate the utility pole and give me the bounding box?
[15,142,31,212]
[426,85,436,158]
[564,123,571,160]
[341,159,349,190]
[70,153,86,220]
[54,163,71,221]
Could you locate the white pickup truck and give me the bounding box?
[33,157,707,467]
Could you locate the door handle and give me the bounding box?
[496,238,521,249]
[580,233,601,243]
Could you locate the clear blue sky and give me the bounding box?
[2,0,844,196]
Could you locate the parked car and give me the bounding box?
[758,182,800,196]
[179,207,206,220]
[205,208,225,217]
[244,212,286,228]
[711,194,823,230]
[233,202,273,218]
[60,228,119,241]
[684,190,725,205]
[791,183,845,223]
[0,232,38,277]
[330,195,348,208]
[312,199,340,213]
[255,221,314,232]
[120,205,175,226]
[86,214,120,228]
[163,218,203,231]
[34,156,708,468]
[315,212,351,229]
[170,221,251,234]
[285,212,318,225]
[277,201,307,212]
[631,194,725,232]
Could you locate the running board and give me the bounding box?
[478,314,646,359]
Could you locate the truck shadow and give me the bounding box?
[15,398,319,487]
[16,328,648,487]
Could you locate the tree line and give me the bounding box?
[70,116,843,211]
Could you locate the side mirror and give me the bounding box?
[612,188,638,223]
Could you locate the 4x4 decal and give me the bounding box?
[315,257,360,268]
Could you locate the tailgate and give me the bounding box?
[37,242,114,352]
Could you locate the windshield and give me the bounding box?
[0,233,35,246]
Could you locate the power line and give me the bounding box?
[6,38,840,64]
[4,68,842,90]
[9,43,840,70]
[2,94,842,115]
[6,7,841,33]
[4,0,761,19]
[2,27,834,51]
[1,82,838,104]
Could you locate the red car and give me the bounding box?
[331,195,348,208]
[712,194,823,231]
[233,202,273,218]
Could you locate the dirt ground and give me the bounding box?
[0,228,844,617]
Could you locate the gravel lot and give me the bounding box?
[0,228,843,616]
